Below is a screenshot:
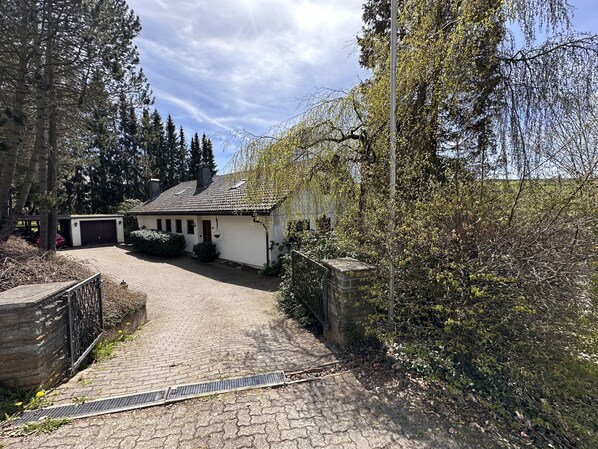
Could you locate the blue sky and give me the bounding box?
[127,0,597,173]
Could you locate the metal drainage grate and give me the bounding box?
[13,389,166,425]
[166,371,286,402]
[13,371,286,425]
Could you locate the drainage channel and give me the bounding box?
[13,371,286,425]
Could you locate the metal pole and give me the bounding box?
[389,0,397,323]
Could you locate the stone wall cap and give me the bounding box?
[0,281,77,310]
[322,257,375,272]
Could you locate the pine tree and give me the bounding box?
[148,110,166,184]
[178,126,187,183]
[164,114,178,189]
[201,134,217,176]
[188,132,202,180]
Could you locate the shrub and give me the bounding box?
[115,199,141,243]
[278,230,347,328]
[193,241,219,262]
[129,229,185,257]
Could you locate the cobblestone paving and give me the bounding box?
[2,373,469,449]
[1,246,496,448]
[50,245,335,404]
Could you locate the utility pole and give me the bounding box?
[389,0,397,323]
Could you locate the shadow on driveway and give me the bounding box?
[65,244,279,292]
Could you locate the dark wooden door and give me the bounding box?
[202,220,212,242]
[80,220,117,246]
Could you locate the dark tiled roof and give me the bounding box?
[129,174,281,216]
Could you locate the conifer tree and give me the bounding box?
[178,126,187,184]
[148,110,166,184]
[188,132,202,179]
[164,114,178,189]
[201,134,217,176]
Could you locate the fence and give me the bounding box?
[291,250,329,326]
[66,273,104,370]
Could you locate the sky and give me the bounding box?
[126,0,598,173]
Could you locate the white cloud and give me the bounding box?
[127,0,367,167]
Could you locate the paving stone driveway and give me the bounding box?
[1,245,493,448]
[53,245,336,403]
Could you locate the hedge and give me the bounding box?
[129,229,186,257]
[192,241,219,262]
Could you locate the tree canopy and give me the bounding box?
[0,1,217,244]
[233,1,597,445]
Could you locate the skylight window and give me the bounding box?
[230,180,246,190]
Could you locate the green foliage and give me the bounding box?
[259,258,283,277]
[12,417,71,436]
[129,229,186,257]
[232,0,597,445]
[353,177,597,447]
[0,386,49,423]
[192,241,219,263]
[91,330,135,362]
[278,230,347,327]
[115,199,141,242]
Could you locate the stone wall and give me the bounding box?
[322,257,376,347]
[0,281,76,389]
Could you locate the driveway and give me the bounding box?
[1,245,496,449]
[52,245,336,403]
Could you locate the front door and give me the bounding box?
[202,220,212,242]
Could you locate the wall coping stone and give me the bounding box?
[322,257,375,273]
[0,281,76,311]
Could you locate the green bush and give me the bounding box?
[278,230,347,327]
[193,241,219,262]
[115,199,141,243]
[129,229,185,257]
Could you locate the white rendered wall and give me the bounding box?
[204,215,267,268]
[71,221,81,246]
[137,215,199,252]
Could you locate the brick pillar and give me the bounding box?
[0,281,76,389]
[321,257,375,347]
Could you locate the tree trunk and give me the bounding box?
[0,145,39,242]
[37,0,52,252]
[46,92,58,250]
[0,2,31,228]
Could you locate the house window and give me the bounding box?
[165,219,172,232]
[175,219,182,233]
[187,220,195,234]
[316,215,332,232]
[287,219,310,234]
[157,219,162,231]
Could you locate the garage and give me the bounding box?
[80,220,118,246]
[70,215,125,247]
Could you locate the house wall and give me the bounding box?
[137,214,267,268]
[206,215,267,268]
[268,193,337,263]
[137,215,200,252]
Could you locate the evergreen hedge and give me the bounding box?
[192,241,219,262]
[129,229,186,257]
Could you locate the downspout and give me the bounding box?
[253,214,270,268]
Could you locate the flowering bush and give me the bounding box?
[129,229,186,257]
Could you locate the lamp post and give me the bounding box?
[389,0,397,323]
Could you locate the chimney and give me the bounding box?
[197,165,212,190]
[149,178,160,199]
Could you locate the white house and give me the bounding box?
[128,167,333,268]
